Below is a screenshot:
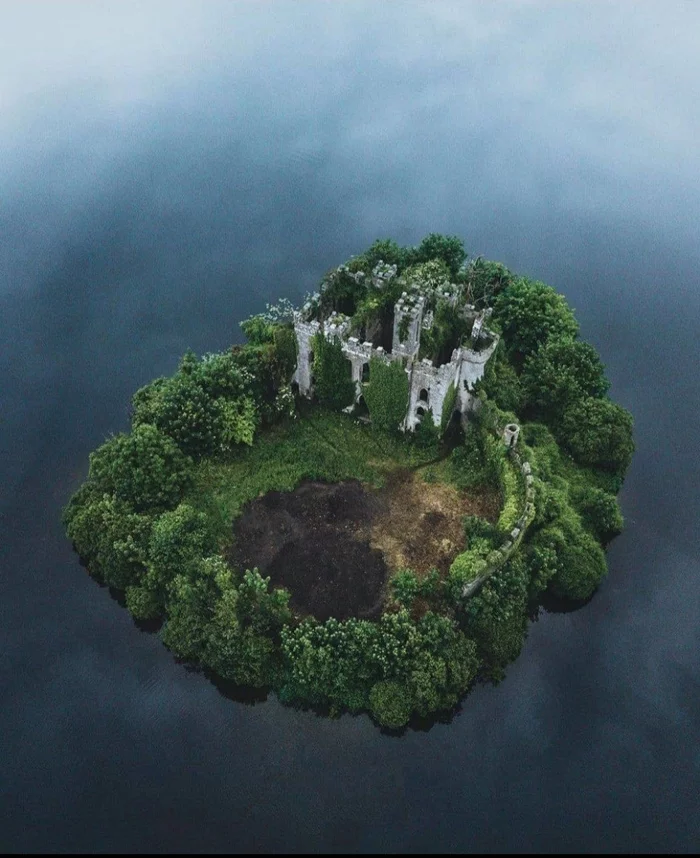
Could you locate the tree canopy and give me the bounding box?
[63,234,633,729]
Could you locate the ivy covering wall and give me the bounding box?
[312,332,356,411]
[363,357,409,432]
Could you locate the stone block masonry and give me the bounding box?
[293,288,499,434]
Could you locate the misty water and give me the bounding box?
[2,3,699,852]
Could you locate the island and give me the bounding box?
[64,234,634,729]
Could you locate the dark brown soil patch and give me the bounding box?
[229,480,387,621]
[228,473,501,622]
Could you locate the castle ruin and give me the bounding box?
[292,262,499,432]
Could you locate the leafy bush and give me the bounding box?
[440,383,458,434]
[560,397,634,478]
[497,456,524,533]
[460,556,529,680]
[413,409,440,452]
[369,680,413,728]
[364,357,409,432]
[572,485,624,544]
[63,488,153,590]
[419,299,470,365]
[477,344,525,413]
[447,539,492,600]
[87,423,193,513]
[493,277,579,362]
[522,338,609,419]
[391,569,421,608]
[542,524,608,601]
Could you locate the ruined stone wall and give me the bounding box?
[405,354,460,430]
[461,440,536,599]
[293,319,321,396]
[293,301,499,433]
[392,293,424,357]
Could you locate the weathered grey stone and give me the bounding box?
[293,277,499,432]
[503,423,520,448]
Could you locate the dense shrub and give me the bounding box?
[87,423,193,513]
[460,556,529,680]
[369,680,413,728]
[413,409,440,452]
[572,485,624,544]
[522,338,609,419]
[560,397,634,477]
[478,344,525,414]
[493,278,579,361]
[63,488,153,590]
[538,524,608,601]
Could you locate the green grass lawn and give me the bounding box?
[184,408,442,549]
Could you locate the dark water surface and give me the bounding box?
[2,3,699,852]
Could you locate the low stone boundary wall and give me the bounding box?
[461,437,536,598]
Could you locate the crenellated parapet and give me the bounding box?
[293,276,499,431]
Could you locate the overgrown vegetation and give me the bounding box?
[363,357,409,433]
[64,234,633,729]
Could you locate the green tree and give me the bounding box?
[312,332,356,411]
[463,257,515,305]
[390,569,421,608]
[131,352,258,457]
[494,278,579,361]
[560,397,634,477]
[369,680,412,728]
[537,523,608,601]
[144,503,217,611]
[160,555,223,661]
[63,488,153,590]
[414,233,467,278]
[351,238,414,274]
[87,423,194,513]
[461,557,529,680]
[522,338,609,418]
[572,485,624,544]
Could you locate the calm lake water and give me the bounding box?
[2,3,699,852]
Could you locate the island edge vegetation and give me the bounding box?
[64,235,634,729]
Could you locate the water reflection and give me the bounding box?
[2,1,700,852]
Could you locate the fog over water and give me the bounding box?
[2,2,699,852]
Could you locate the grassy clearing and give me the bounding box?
[185,408,442,549]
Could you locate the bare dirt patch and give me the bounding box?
[229,480,386,621]
[371,469,501,576]
[228,472,500,622]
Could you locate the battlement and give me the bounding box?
[293,271,498,432]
